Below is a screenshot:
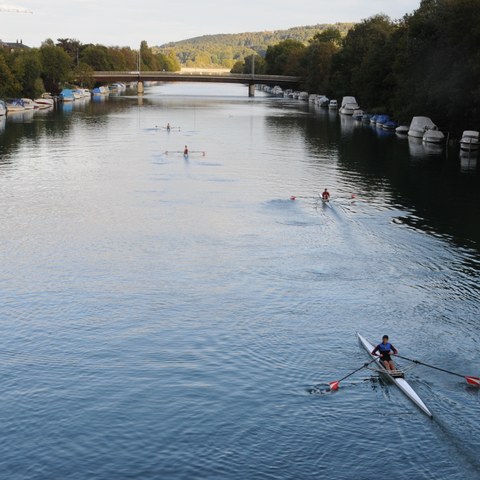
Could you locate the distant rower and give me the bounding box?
[183,145,189,156]
[167,123,171,132]
[322,188,330,201]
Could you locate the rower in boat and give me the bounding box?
[372,335,399,372]
[183,145,189,157]
[322,188,330,202]
[166,123,171,132]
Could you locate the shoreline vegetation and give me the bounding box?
[230,0,480,135]
[0,40,180,99]
[1,1,478,134]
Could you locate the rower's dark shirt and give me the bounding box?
[372,343,398,356]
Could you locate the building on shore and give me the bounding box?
[0,39,30,53]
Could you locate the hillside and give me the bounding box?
[154,23,353,68]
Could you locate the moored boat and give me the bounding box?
[408,116,436,138]
[34,97,54,109]
[60,89,75,102]
[423,128,445,144]
[0,100,6,116]
[21,98,35,110]
[382,120,398,130]
[6,98,25,113]
[315,95,329,107]
[460,130,479,151]
[395,125,409,134]
[357,333,433,417]
[339,96,360,115]
[375,114,390,128]
[328,99,338,109]
[352,109,364,121]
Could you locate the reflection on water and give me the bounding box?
[0,84,479,480]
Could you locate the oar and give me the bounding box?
[329,357,378,391]
[397,354,480,386]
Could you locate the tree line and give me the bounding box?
[0,39,180,98]
[156,23,353,69]
[233,0,480,134]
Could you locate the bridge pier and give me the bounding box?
[248,84,255,97]
[137,81,144,95]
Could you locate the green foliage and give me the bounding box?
[156,23,354,68]
[265,39,306,76]
[80,45,112,70]
[230,55,265,74]
[259,1,480,133]
[74,62,95,88]
[13,49,43,98]
[302,35,339,93]
[40,44,72,93]
[0,54,21,97]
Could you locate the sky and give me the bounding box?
[1,1,421,48]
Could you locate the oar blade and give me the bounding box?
[465,376,480,387]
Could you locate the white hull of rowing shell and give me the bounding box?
[357,333,433,417]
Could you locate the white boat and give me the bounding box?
[357,333,433,417]
[298,91,309,101]
[6,98,25,113]
[271,86,283,96]
[340,96,360,115]
[315,95,329,107]
[460,130,479,151]
[34,97,54,109]
[352,109,364,120]
[21,98,35,110]
[328,99,338,109]
[0,100,6,116]
[408,116,436,138]
[423,128,445,144]
[395,125,409,134]
[72,90,83,100]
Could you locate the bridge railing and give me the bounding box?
[92,71,301,83]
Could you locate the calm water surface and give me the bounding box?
[0,84,479,479]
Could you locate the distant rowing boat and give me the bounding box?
[156,126,181,131]
[164,150,206,156]
[358,333,433,417]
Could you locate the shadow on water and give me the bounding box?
[295,111,480,250]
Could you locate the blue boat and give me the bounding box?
[60,89,75,102]
[383,120,398,130]
[375,114,390,128]
[370,114,379,125]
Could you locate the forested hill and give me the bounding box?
[154,23,353,68]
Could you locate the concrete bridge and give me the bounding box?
[91,71,302,96]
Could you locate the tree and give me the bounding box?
[14,49,44,98]
[330,15,397,107]
[0,54,21,97]
[265,39,306,76]
[56,38,82,64]
[303,29,341,93]
[80,45,112,70]
[73,62,95,88]
[140,40,158,70]
[40,44,72,93]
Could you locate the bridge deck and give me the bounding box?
[91,71,301,87]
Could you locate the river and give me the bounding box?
[0,83,479,479]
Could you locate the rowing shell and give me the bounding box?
[357,333,433,417]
